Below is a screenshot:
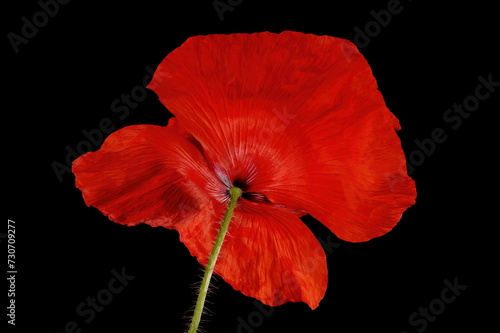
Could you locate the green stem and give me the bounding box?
[187,187,242,333]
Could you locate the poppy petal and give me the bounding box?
[147,31,364,161]
[176,201,328,309]
[260,107,417,242]
[148,31,415,242]
[72,124,221,227]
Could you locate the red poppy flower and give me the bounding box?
[73,31,416,309]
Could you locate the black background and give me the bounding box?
[5,1,498,332]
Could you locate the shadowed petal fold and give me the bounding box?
[176,201,328,309]
[72,124,220,227]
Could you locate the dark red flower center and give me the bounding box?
[230,178,271,203]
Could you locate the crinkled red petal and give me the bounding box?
[148,31,416,242]
[72,124,221,227]
[177,200,328,309]
[73,122,327,308]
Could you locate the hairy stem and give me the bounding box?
[187,187,242,333]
